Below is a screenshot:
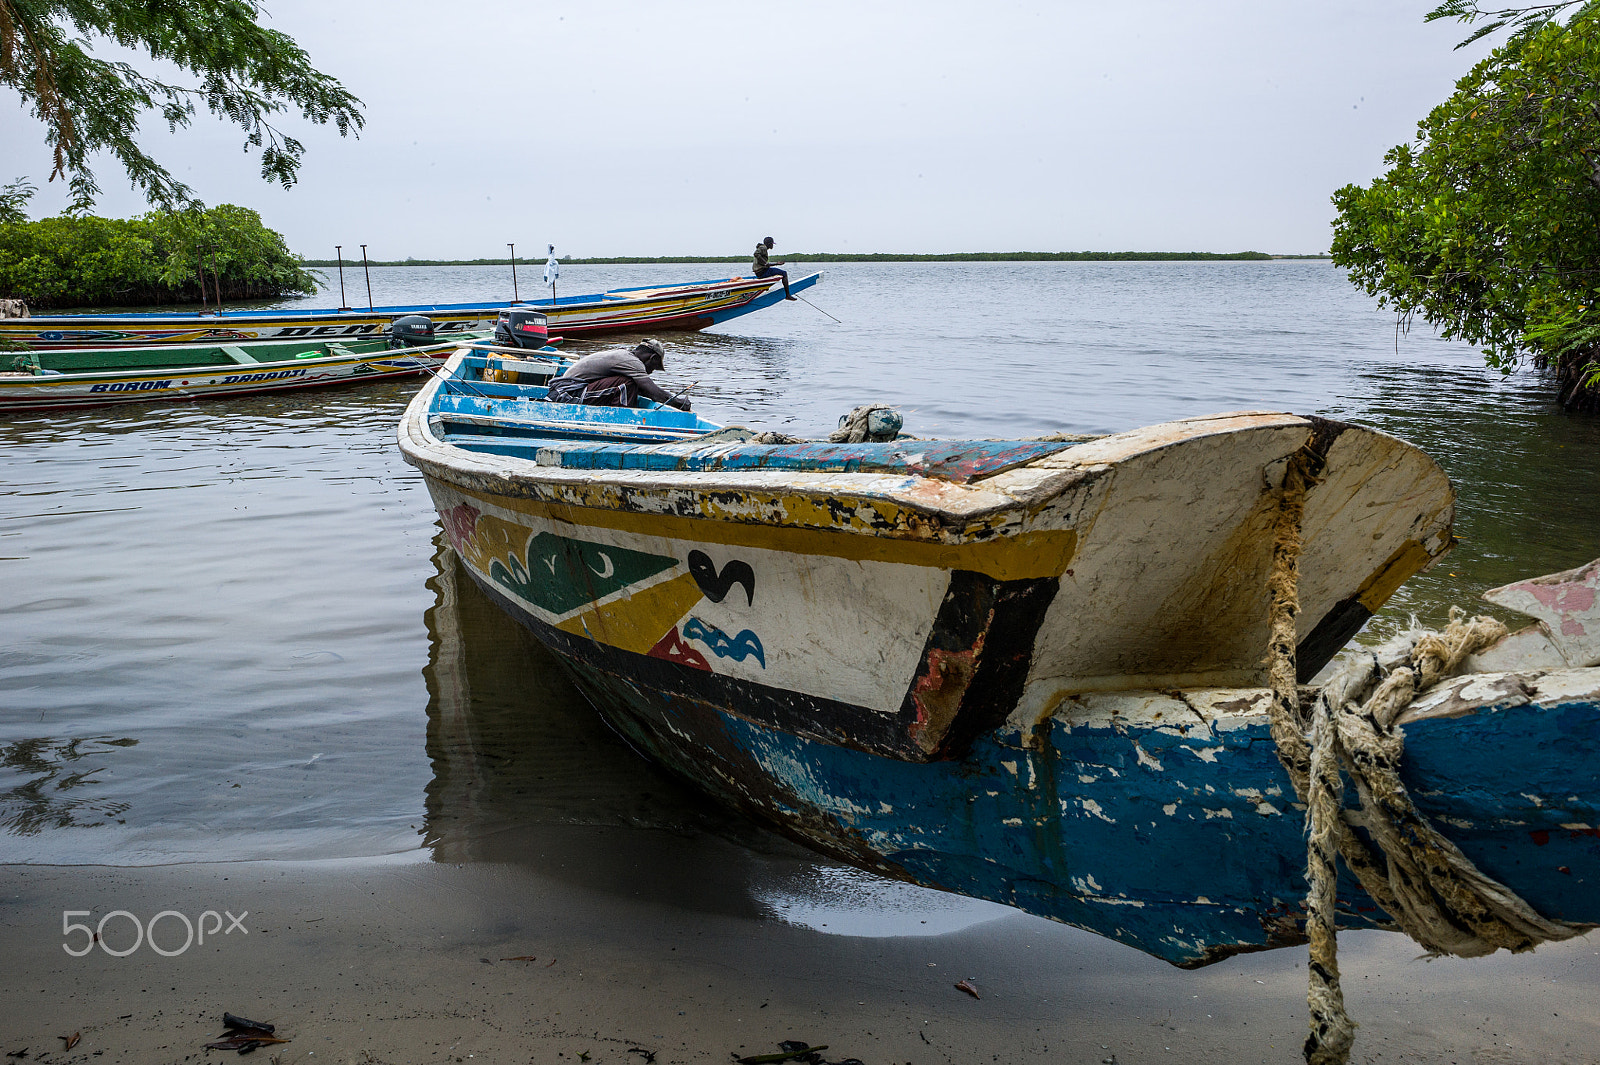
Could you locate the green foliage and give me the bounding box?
[0,177,36,224]
[1331,11,1600,408]
[1427,1,1598,52]
[0,0,364,208]
[0,203,318,308]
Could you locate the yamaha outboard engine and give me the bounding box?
[494,307,550,349]
[387,314,437,348]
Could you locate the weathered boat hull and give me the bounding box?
[405,410,1455,761]
[402,356,1587,965]
[0,273,819,350]
[485,613,1600,966]
[0,337,471,412]
[0,306,499,350]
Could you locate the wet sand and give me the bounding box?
[5,825,1600,1065]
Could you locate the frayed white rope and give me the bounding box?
[1263,451,1591,1065]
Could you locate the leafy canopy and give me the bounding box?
[1330,9,1600,397]
[0,0,364,209]
[1426,1,1599,52]
[0,202,319,308]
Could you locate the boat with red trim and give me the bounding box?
[0,272,821,350]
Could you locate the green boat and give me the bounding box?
[0,331,492,412]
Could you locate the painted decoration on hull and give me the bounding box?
[433,486,1074,760]
[434,491,951,718]
[489,531,680,615]
[682,617,766,668]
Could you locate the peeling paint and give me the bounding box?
[1133,743,1164,771]
[1079,798,1116,823]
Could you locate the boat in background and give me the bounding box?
[0,330,490,412]
[0,273,822,350]
[387,352,1600,968]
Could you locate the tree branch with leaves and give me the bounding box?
[1332,9,1600,411]
[1428,1,1600,50]
[0,0,364,209]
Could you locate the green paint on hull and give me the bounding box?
[489,531,680,615]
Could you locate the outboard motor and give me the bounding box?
[387,314,437,348]
[494,307,550,349]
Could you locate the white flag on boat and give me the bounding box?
[544,245,559,286]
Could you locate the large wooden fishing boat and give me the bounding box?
[0,273,821,350]
[0,333,484,412]
[397,351,1600,968]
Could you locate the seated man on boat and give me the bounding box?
[752,236,797,300]
[543,339,691,410]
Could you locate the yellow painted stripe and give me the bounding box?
[456,486,1077,581]
[554,571,708,654]
[1355,539,1439,612]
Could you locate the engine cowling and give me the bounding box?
[493,307,550,349]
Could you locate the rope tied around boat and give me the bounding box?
[1265,448,1593,1065]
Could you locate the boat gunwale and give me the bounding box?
[397,355,1349,538]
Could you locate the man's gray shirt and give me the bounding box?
[555,348,673,403]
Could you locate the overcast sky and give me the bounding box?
[1,1,1495,259]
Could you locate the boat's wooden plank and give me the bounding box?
[218,345,257,364]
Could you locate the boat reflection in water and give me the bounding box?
[418,541,1008,935]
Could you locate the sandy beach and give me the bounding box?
[5,818,1600,1065]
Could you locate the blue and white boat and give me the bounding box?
[398,351,1600,968]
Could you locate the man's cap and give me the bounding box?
[636,338,665,363]
[763,236,775,246]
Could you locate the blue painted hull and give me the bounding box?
[474,570,1600,966]
[399,355,1600,966]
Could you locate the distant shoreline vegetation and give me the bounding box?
[0,205,318,309]
[299,251,1329,267]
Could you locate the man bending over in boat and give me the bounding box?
[544,339,691,410]
[753,236,797,300]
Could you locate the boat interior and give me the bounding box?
[428,353,1078,479]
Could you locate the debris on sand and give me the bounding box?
[737,1042,828,1064]
[220,1014,274,1035]
[955,979,980,999]
[204,1013,288,1054]
[736,1041,861,1065]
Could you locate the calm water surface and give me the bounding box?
[3,262,1598,890]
